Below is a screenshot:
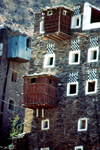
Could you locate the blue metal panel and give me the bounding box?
[8,36,19,58]
[7,35,31,62]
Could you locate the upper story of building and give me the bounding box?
[0,25,31,63]
[22,2,100,110]
[33,2,100,41]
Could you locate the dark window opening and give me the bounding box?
[70,84,76,94]
[48,11,52,15]
[49,57,53,65]
[76,18,79,26]
[93,50,97,59]
[75,54,78,62]
[31,78,36,83]
[0,57,1,65]
[81,120,85,129]
[43,121,48,128]
[9,100,14,111]
[88,81,95,92]
[49,79,52,84]
[91,7,100,23]
[11,72,17,82]
[27,39,30,48]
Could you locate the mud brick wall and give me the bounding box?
[23,10,100,150]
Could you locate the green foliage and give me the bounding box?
[9,114,24,139]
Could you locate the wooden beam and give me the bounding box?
[51,34,65,41]
[59,32,72,39]
[74,32,89,39]
[44,35,60,42]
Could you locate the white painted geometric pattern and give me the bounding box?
[47,44,55,54]
[73,5,80,16]
[90,37,98,48]
[69,72,78,83]
[71,39,79,51]
[88,69,97,80]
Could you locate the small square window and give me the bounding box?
[47,10,52,16]
[71,15,81,29]
[8,99,14,112]
[63,10,67,15]
[88,47,99,62]
[67,82,78,96]
[44,54,55,68]
[75,146,83,150]
[78,118,88,131]
[41,119,49,130]
[31,78,36,83]
[86,79,97,95]
[69,50,80,65]
[11,72,17,82]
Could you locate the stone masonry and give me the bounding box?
[22,3,100,150]
[0,26,31,145]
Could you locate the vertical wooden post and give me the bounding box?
[58,8,61,32]
[42,109,44,117]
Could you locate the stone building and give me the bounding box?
[0,25,31,145]
[13,2,100,150]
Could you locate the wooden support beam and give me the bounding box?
[51,33,65,41]
[54,33,67,40]
[44,35,60,42]
[59,32,72,39]
[74,32,89,39]
[44,32,72,41]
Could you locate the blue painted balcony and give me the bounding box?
[7,35,31,62]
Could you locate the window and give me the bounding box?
[47,10,52,16]
[27,38,30,48]
[63,10,67,15]
[71,15,81,29]
[34,148,38,150]
[0,43,3,56]
[11,72,17,82]
[88,47,99,62]
[86,79,97,94]
[8,99,14,112]
[67,82,78,96]
[78,118,88,131]
[75,146,83,150]
[49,79,52,84]
[41,119,49,130]
[82,2,100,30]
[0,57,1,65]
[44,54,55,68]
[41,148,49,150]
[69,50,80,65]
[31,78,36,83]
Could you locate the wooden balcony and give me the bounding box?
[41,6,73,41]
[22,74,59,109]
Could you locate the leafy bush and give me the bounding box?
[9,114,24,139]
